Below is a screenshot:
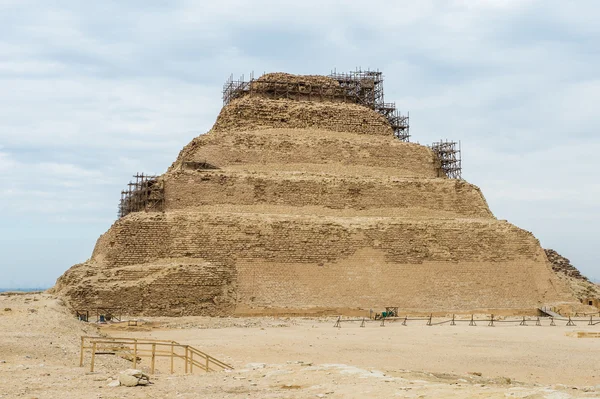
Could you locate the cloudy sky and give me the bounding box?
[1,0,599,288]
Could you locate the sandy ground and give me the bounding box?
[1,293,600,398]
[108,315,600,386]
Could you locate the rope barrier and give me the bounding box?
[429,319,453,326]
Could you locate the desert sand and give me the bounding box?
[2,292,599,398]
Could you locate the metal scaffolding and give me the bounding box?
[328,69,410,141]
[221,69,410,141]
[222,72,254,106]
[430,140,462,179]
[328,69,383,108]
[118,173,164,218]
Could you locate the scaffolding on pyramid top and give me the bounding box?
[222,69,410,142]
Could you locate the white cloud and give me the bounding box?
[0,152,17,172]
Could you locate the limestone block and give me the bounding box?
[118,369,149,387]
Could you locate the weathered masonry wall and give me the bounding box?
[172,129,439,178]
[91,214,169,267]
[80,211,570,312]
[163,171,493,218]
[236,252,559,312]
[212,97,393,136]
[93,213,544,267]
[53,261,236,316]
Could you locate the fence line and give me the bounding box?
[574,311,600,317]
[333,314,600,328]
[79,336,232,374]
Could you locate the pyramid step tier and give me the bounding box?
[172,128,439,179]
[163,170,492,218]
[56,211,571,315]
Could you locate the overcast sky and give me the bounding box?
[1,0,599,288]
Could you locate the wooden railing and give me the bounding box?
[80,336,233,374]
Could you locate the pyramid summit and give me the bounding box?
[52,70,577,316]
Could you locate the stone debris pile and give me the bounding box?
[545,249,588,281]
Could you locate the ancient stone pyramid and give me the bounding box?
[52,71,576,316]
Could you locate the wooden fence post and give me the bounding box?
[170,343,174,374]
[90,342,96,372]
[151,343,156,374]
[190,350,194,374]
[185,346,189,374]
[79,336,85,367]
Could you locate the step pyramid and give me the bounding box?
[52,71,576,316]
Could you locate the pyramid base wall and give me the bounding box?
[53,212,575,315]
[236,248,566,312]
